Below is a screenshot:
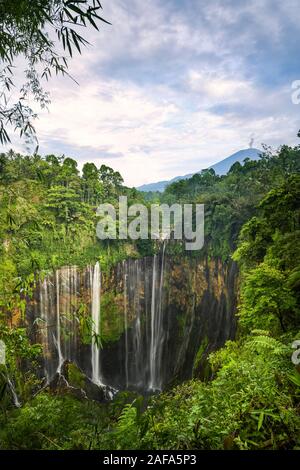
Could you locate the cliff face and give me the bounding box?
[26,253,238,394]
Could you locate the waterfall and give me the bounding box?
[149,243,166,391]
[55,270,64,374]
[156,243,166,387]
[39,278,50,381]
[123,262,129,388]
[39,267,79,379]
[134,260,142,385]
[91,262,103,385]
[38,263,105,386]
[31,251,237,397]
[149,254,157,390]
[7,377,21,408]
[72,266,78,351]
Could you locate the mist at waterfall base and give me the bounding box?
[28,248,237,399]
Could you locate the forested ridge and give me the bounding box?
[0,144,299,450]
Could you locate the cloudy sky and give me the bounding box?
[13,0,300,186]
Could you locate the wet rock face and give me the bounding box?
[27,255,238,394]
[47,361,111,402]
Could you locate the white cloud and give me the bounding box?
[187,70,253,102]
[33,67,298,186]
[3,0,299,186]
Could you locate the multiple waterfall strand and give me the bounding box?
[149,243,166,391]
[33,252,236,395]
[123,259,144,389]
[133,260,143,385]
[39,267,80,380]
[36,248,168,392]
[91,262,103,385]
[39,278,50,382]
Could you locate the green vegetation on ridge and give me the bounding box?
[0,143,299,449]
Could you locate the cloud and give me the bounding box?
[6,0,300,186]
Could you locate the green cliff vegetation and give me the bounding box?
[0,144,299,449]
[0,150,151,316]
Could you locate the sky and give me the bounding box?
[8,0,300,186]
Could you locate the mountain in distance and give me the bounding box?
[137,148,262,192]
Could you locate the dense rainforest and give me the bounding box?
[0,144,299,450]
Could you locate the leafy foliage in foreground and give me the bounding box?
[0,391,142,450]
[1,332,299,450]
[115,333,300,450]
